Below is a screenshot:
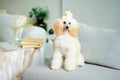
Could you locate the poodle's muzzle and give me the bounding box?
[65,26,69,30]
[63,21,71,30]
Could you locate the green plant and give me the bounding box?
[29,7,49,31]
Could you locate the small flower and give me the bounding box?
[15,15,27,27]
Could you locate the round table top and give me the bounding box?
[0,42,21,52]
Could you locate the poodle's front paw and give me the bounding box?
[50,60,62,70]
[77,61,85,67]
[64,65,76,71]
[77,56,85,67]
[50,64,61,70]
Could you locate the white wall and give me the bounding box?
[0,0,62,30]
[62,0,120,29]
[0,0,120,29]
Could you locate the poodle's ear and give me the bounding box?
[69,25,79,37]
[53,19,63,36]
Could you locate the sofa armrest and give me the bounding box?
[22,26,46,39]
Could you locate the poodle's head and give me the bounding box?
[54,11,79,37]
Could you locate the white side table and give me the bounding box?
[0,42,23,80]
[0,42,45,80]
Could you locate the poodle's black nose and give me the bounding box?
[65,26,69,29]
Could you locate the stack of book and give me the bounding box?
[21,38,46,48]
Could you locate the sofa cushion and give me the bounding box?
[79,23,120,69]
[0,14,26,42]
[23,63,120,80]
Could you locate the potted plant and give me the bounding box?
[29,7,49,31]
[47,28,55,43]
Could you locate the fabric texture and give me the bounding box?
[79,23,120,69]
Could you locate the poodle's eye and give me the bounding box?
[69,22,71,25]
[63,21,66,24]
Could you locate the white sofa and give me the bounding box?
[0,13,120,80]
[23,24,120,80]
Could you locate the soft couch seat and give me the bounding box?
[23,24,120,80]
[23,63,120,80]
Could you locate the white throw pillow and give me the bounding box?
[79,23,120,69]
[0,14,26,42]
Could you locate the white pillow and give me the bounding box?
[0,14,26,42]
[79,23,120,69]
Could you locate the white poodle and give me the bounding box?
[50,11,84,71]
